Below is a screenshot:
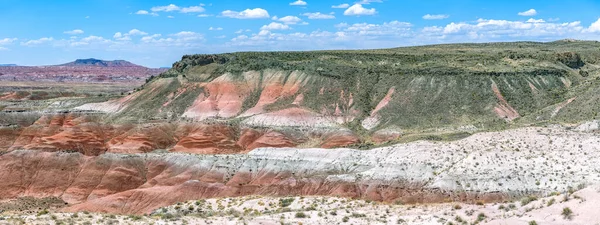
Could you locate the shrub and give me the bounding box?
[279,198,295,208]
[562,207,573,220]
[476,213,486,222]
[521,196,538,206]
[295,212,309,218]
[37,209,49,216]
[529,221,538,225]
[342,216,349,222]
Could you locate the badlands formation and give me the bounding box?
[0,41,600,224]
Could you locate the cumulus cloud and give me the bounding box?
[222,8,270,19]
[151,4,180,12]
[356,0,383,4]
[146,4,204,14]
[526,18,545,23]
[332,4,350,9]
[518,9,537,16]
[420,18,585,44]
[113,29,148,41]
[181,6,205,13]
[423,14,449,20]
[128,29,148,36]
[209,27,224,31]
[585,18,600,33]
[0,38,17,45]
[21,37,54,46]
[64,29,84,35]
[135,10,158,16]
[344,4,376,16]
[261,22,291,30]
[275,16,303,24]
[303,12,335,19]
[139,31,204,46]
[290,0,307,6]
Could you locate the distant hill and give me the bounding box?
[0,59,167,83]
[0,64,17,67]
[58,59,142,68]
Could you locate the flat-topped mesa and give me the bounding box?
[60,58,142,67]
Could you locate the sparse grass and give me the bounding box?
[521,196,538,206]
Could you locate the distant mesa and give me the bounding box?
[59,58,142,68]
[0,64,18,67]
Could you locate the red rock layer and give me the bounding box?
[0,151,511,215]
[320,132,361,148]
[3,113,309,155]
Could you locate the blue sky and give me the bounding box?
[1,0,600,67]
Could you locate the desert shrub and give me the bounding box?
[562,207,573,220]
[521,196,538,206]
[342,216,349,222]
[279,198,295,208]
[295,212,309,218]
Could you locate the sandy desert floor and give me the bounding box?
[1,185,598,225]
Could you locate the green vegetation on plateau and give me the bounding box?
[134,40,600,131]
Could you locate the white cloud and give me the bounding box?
[128,29,148,36]
[261,22,291,30]
[303,12,335,19]
[518,9,537,16]
[423,14,449,20]
[151,4,180,12]
[21,37,54,46]
[146,4,204,14]
[141,34,162,42]
[64,29,84,35]
[276,16,303,24]
[136,10,158,16]
[235,29,252,34]
[221,8,270,19]
[344,4,376,16]
[341,21,412,36]
[332,4,349,9]
[526,18,545,23]
[423,18,585,43]
[198,14,211,17]
[138,31,204,47]
[209,27,224,31]
[181,6,205,13]
[585,18,600,33]
[356,0,382,4]
[0,38,17,45]
[113,29,147,41]
[290,0,307,6]
[80,36,110,44]
[0,47,7,51]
